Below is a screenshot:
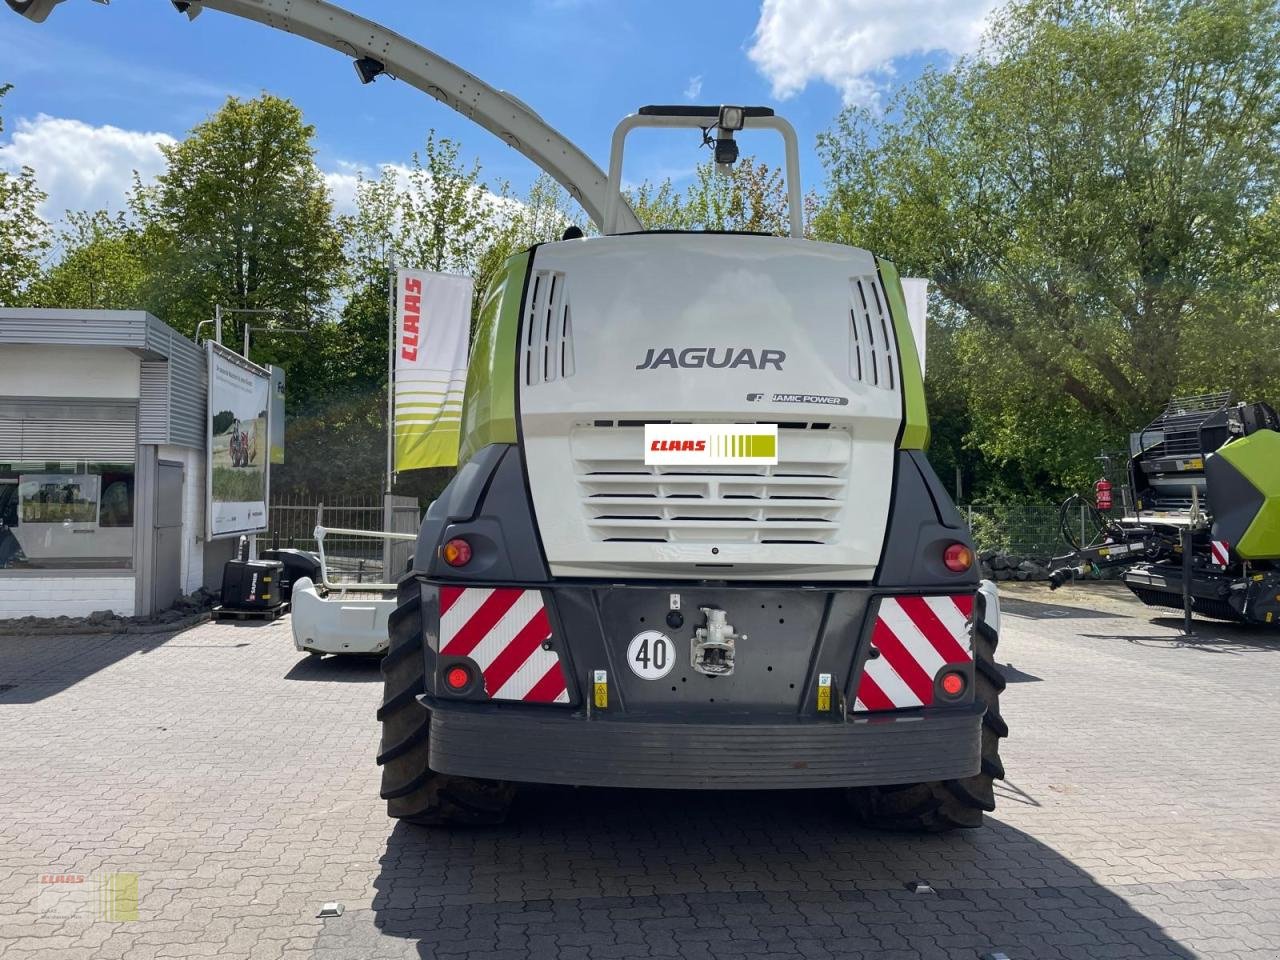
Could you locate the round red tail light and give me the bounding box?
[940,671,966,696]
[444,665,471,690]
[442,538,472,567]
[943,542,973,572]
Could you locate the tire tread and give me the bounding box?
[847,608,1007,832]
[378,583,515,826]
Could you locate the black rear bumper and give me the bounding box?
[422,698,984,790]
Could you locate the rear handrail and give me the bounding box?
[604,106,804,237]
[313,525,416,593]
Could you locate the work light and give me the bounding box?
[718,105,745,131]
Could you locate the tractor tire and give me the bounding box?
[377,585,516,826]
[846,613,1007,832]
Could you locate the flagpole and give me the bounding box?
[385,260,397,496]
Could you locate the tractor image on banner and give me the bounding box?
[207,342,271,539]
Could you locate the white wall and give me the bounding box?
[158,444,206,595]
[0,576,136,619]
[0,344,140,399]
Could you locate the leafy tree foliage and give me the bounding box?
[23,211,146,310]
[131,94,344,339]
[816,0,1280,500]
[628,156,792,233]
[0,84,49,304]
[278,142,577,501]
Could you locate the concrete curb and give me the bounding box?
[0,610,214,639]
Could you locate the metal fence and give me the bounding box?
[961,503,1087,560]
[256,494,420,585]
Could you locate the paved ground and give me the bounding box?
[1,582,1278,960]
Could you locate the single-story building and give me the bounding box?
[0,308,235,620]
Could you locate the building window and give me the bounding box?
[0,462,134,571]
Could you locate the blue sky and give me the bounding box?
[0,0,997,224]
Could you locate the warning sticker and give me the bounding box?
[593,670,608,709]
[817,673,833,712]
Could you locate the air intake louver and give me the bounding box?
[573,424,850,545]
[850,276,898,391]
[523,270,575,385]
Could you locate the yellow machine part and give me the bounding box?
[1206,429,1280,560]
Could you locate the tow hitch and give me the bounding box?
[691,607,745,677]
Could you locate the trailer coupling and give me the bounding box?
[1048,535,1161,589]
[691,607,745,676]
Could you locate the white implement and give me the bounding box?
[289,526,414,656]
[290,577,392,656]
[6,0,642,233]
[977,578,1001,637]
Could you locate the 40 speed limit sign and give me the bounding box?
[627,630,676,680]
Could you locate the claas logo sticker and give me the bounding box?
[644,424,778,465]
[650,439,707,453]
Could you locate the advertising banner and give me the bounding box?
[207,342,271,539]
[268,365,286,465]
[393,268,473,471]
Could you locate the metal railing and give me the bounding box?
[257,495,384,552]
[256,494,420,586]
[314,525,417,593]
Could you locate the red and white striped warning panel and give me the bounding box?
[438,587,570,703]
[854,594,974,713]
[1210,540,1231,567]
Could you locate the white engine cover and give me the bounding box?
[519,233,906,581]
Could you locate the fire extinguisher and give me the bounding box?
[1095,477,1113,511]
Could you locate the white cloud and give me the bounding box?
[2,115,529,241]
[321,160,401,219]
[748,0,997,105]
[0,114,175,220]
[321,161,522,226]
[684,75,704,100]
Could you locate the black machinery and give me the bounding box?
[1048,393,1280,627]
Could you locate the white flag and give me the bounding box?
[900,277,929,378]
[394,269,473,470]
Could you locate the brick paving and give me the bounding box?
[1,582,1278,959]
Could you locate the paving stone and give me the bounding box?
[2,587,1278,958]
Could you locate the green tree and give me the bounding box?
[683,158,790,234]
[124,94,350,499]
[627,156,792,234]
[24,211,146,309]
[0,84,49,304]
[305,144,487,502]
[474,173,586,310]
[132,93,344,340]
[815,0,1280,500]
[628,178,692,231]
[399,132,504,276]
